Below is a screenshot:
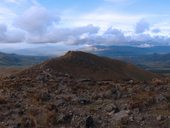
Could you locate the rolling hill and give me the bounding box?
[0,52,49,67]
[94,46,170,74]
[19,51,159,81]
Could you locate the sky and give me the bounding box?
[0,0,170,55]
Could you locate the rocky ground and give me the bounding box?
[0,67,170,128]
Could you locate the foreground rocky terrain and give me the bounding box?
[0,51,169,128]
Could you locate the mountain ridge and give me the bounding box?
[18,51,159,81]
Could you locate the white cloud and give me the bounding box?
[135,19,150,34]
[14,6,60,34]
[61,10,143,33]
[103,28,126,44]
[6,29,25,43]
[0,0,170,51]
[80,44,103,52]
[0,24,7,33]
[0,7,17,24]
[25,24,100,44]
[152,28,161,33]
[0,24,7,41]
[0,23,25,43]
[138,43,153,48]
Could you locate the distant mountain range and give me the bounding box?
[0,52,49,67]
[95,45,170,57]
[94,46,170,74]
[1,45,170,74]
[1,45,170,56]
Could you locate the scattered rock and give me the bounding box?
[113,110,130,121]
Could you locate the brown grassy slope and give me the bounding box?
[0,67,24,77]
[18,51,160,81]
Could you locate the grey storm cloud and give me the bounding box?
[135,19,150,34]
[71,28,128,46]
[14,6,60,34]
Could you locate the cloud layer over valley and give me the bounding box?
[0,0,170,55]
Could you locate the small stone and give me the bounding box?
[133,108,140,114]
[56,99,66,106]
[105,105,113,112]
[135,116,144,122]
[113,110,130,121]
[157,115,163,121]
[104,90,113,98]
[79,98,90,105]
[127,80,134,84]
[105,104,118,113]
[129,116,134,121]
